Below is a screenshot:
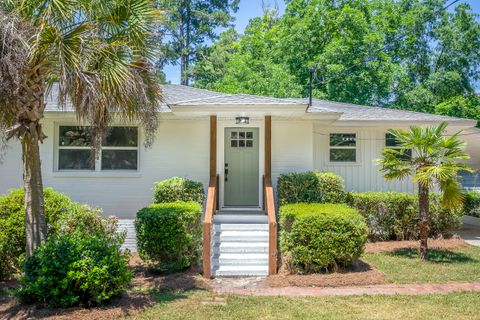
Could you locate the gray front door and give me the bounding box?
[224,128,259,207]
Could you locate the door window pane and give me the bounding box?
[58,149,94,170]
[246,140,253,147]
[246,132,253,139]
[101,150,138,170]
[59,126,92,147]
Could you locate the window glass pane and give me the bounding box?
[386,133,401,147]
[330,133,356,147]
[239,132,245,139]
[246,140,253,147]
[330,149,356,162]
[239,140,245,147]
[58,149,94,170]
[231,131,238,139]
[231,140,238,147]
[103,127,138,147]
[101,150,137,170]
[246,132,253,139]
[59,126,92,147]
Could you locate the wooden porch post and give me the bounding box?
[264,115,277,275]
[265,116,271,179]
[210,115,217,177]
[203,115,217,279]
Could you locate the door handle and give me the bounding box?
[225,163,228,182]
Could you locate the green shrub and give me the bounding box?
[277,171,346,205]
[463,191,480,218]
[0,188,76,280]
[17,219,132,307]
[135,201,202,272]
[346,192,463,241]
[152,177,204,204]
[280,203,368,273]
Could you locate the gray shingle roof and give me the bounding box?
[284,98,470,123]
[161,84,304,105]
[44,84,475,124]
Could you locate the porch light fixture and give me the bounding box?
[235,116,249,124]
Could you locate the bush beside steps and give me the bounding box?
[280,203,368,274]
[152,177,204,204]
[135,201,202,272]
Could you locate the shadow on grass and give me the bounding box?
[388,248,477,264]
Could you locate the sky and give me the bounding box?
[163,0,480,84]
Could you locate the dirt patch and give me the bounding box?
[365,237,471,254]
[267,260,385,288]
[0,254,210,320]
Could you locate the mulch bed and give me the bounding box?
[0,254,210,320]
[364,236,471,254]
[267,259,385,288]
[266,238,472,288]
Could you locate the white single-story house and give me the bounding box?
[1,84,479,276]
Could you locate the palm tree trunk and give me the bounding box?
[22,131,46,256]
[418,183,429,260]
[18,62,47,257]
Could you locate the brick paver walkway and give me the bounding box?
[213,281,480,297]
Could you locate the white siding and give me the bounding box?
[0,118,210,218]
[271,120,314,187]
[313,124,416,193]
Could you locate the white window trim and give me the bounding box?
[328,132,358,164]
[54,123,140,173]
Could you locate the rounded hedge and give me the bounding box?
[277,171,346,205]
[346,192,464,241]
[0,188,76,280]
[280,203,368,273]
[135,201,202,272]
[152,177,204,204]
[17,228,132,308]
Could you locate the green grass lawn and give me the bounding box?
[127,290,480,320]
[363,246,480,284]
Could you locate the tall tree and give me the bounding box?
[0,0,163,256]
[156,0,239,85]
[193,7,303,97]
[193,0,480,110]
[377,123,471,259]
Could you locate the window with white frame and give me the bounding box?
[385,133,412,160]
[329,133,357,162]
[57,126,138,171]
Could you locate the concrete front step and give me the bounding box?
[212,211,270,277]
[213,213,268,224]
[213,230,269,242]
[213,223,269,231]
[213,265,268,277]
[212,253,269,265]
[213,242,269,254]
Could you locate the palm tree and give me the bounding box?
[377,122,471,260]
[0,0,163,256]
